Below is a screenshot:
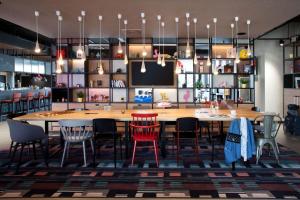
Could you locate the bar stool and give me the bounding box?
[44,91,51,111]
[21,92,35,113]
[0,93,22,121]
[34,91,45,111]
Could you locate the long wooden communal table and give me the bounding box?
[14,108,262,158]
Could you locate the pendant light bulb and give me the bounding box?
[141,59,146,73]
[56,65,62,74]
[247,19,251,57]
[123,19,128,65]
[193,53,198,65]
[58,53,64,66]
[185,21,191,58]
[161,56,166,67]
[142,47,147,57]
[206,57,211,66]
[117,41,123,54]
[124,54,128,65]
[157,53,162,65]
[34,41,41,53]
[175,61,181,74]
[97,62,104,75]
[76,46,83,58]
[247,45,251,56]
[235,56,240,64]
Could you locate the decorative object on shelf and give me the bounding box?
[239,46,250,59]
[183,90,191,102]
[213,17,218,75]
[97,15,104,75]
[234,16,240,64]
[224,64,233,73]
[175,17,181,74]
[160,92,169,101]
[124,19,128,65]
[134,88,152,103]
[157,15,162,65]
[185,13,191,58]
[193,18,198,65]
[111,80,126,88]
[34,11,41,53]
[56,11,63,73]
[206,24,211,67]
[240,78,249,88]
[97,80,102,87]
[116,68,122,73]
[161,21,166,67]
[195,79,204,89]
[76,84,81,88]
[77,91,84,102]
[117,13,123,55]
[140,12,146,73]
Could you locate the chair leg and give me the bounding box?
[270,141,280,164]
[10,142,19,163]
[82,141,87,167]
[207,127,211,143]
[39,141,48,167]
[153,140,159,167]
[90,139,94,154]
[131,140,137,166]
[61,141,68,167]
[194,137,200,161]
[211,140,215,162]
[113,134,117,168]
[275,141,280,155]
[176,137,180,163]
[32,142,37,160]
[8,141,14,158]
[16,144,24,173]
[119,135,123,160]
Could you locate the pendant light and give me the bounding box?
[185,13,191,58]
[141,13,147,57]
[34,11,41,53]
[97,15,104,75]
[206,24,211,67]
[213,18,218,75]
[161,21,166,67]
[140,12,146,73]
[117,14,123,54]
[247,19,251,56]
[76,16,84,59]
[234,16,240,64]
[157,15,162,65]
[193,18,198,65]
[175,17,181,74]
[230,23,235,58]
[124,19,128,65]
[81,11,86,61]
[56,11,63,73]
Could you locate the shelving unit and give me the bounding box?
[283,36,300,115]
[51,37,256,110]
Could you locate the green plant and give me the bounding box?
[195,80,203,89]
[240,78,249,84]
[77,91,84,98]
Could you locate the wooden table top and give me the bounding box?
[14,108,261,122]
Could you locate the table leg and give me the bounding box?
[160,121,167,158]
[44,121,49,162]
[125,121,129,159]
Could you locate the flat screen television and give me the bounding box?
[131,61,174,86]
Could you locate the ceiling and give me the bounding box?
[0,0,299,39]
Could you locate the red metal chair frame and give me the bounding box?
[130,113,160,167]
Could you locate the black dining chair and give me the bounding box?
[173,117,200,162]
[7,119,48,173]
[93,118,123,168]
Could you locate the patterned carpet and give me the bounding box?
[1,137,300,199]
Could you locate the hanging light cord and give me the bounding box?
[176,20,178,58]
[162,23,164,55]
[99,17,102,61]
[194,20,196,53]
[235,20,238,54]
[214,20,216,58]
[79,17,82,47]
[124,20,127,56]
[57,15,60,57]
[82,14,85,51]
[36,13,39,42]
[158,18,160,54]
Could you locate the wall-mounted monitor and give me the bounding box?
[131,61,174,86]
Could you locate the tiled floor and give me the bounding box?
[1,121,300,153]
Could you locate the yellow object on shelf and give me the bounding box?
[239,47,250,59]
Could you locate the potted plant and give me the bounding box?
[77,91,84,102]
[240,78,249,88]
[195,80,204,90]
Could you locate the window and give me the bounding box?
[15,58,24,72]
[38,61,45,74]
[23,59,31,73]
[31,60,39,73]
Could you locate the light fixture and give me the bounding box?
[247,19,251,56]
[157,15,162,65]
[76,16,84,59]
[124,19,128,65]
[117,13,123,54]
[231,23,235,58]
[175,17,181,74]
[161,21,166,67]
[140,12,146,73]
[206,24,211,67]
[185,13,191,58]
[279,39,284,47]
[234,16,240,64]
[81,10,86,61]
[213,17,218,75]
[193,18,198,65]
[56,11,63,73]
[97,15,104,75]
[34,11,41,53]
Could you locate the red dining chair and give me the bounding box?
[130,113,160,167]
